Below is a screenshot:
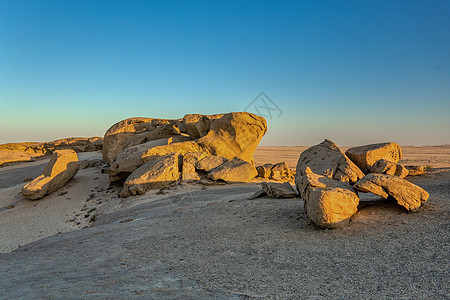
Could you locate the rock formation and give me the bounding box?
[405,165,426,176]
[345,142,402,174]
[299,167,360,229]
[354,173,429,212]
[104,112,267,182]
[22,150,80,200]
[0,137,102,167]
[181,152,208,181]
[195,156,228,172]
[295,139,364,192]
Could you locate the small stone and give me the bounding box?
[6,204,14,209]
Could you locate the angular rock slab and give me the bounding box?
[300,167,359,229]
[354,173,429,212]
[182,152,208,181]
[207,157,258,183]
[120,153,181,197]
[295,139,364,192]
[345,142,402,174]
[22,150,80,200]
[195,155,228,172]
[256,164,273,179]
[261,182,297,198]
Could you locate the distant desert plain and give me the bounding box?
[0,140,448,298]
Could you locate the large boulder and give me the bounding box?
[207,157,258,183]
[22,150,80,200]
[295,139,364,191]
[197,112,267,164]
[406,165,426,176]
[345,142,402,174]
[354,173,429,212]
[299,167,360,229]
[120,153,181,197]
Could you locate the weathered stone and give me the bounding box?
[394,164,409,178]
[102,117,181,163]
[79,160,90,170]
[207,157,258,183]
[299,167,359,229]
[142,141,204,163]
[261,182,297,198]
[370,159,409,178]
[120,153,181,197]
[370,159,397,175]
[195,156,228,172]
[44,137,103,153]
[22,150,80,200]
[108,138,171,181]
[182,152,208,181]
[256,164,273,179]
[406,165,426,176]
[345,142,402,174]
[198,112,267,164]
[295,139,364,192]
[354,173,429,212]
[270,162,294,181]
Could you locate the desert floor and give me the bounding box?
[0,146,448,298]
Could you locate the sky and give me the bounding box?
[1,0,449,146]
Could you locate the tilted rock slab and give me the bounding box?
[354,173,429,212]
[195,155,228,172]
[299,167,360,229]
[261,182,297,198]
[120,153,181,198]
[295,139,364,192]
[345,142,402,174]
[22,150,80,200]
[182,152,208,181]
[207,157,258,183]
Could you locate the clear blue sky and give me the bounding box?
[1,0,449,146]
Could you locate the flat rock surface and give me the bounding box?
[0,147,449,298]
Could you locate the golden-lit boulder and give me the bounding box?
[406,165,426,176]
[370,159,409,178]
[120,153,181,198]
[299,167,359,229]
[22,150,79,200]
[295,139,364,192]
[198,112,267,164]
[345,142,402,174]
[207,157,258,183]
[354,173,429,212]
[102,117,182,163]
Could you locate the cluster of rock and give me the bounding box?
[256,162,295,181]
[102,112,267,197]
[0,137,102,167]
[295,139,429,229]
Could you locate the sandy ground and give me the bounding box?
[0,146,448,298]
